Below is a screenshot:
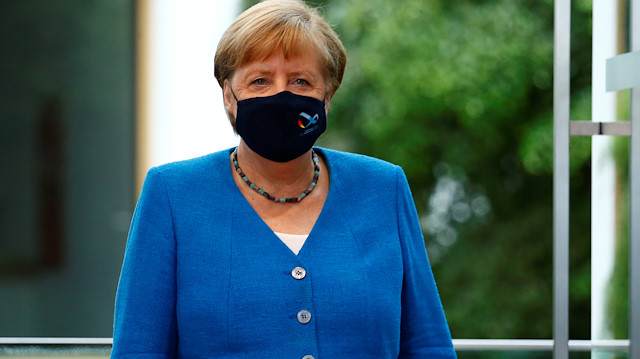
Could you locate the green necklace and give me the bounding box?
[232,147,320,203]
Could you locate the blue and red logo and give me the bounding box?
[297,112,319,129]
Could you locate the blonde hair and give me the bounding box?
[214,0,347,98]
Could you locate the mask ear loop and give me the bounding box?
[229,85,239,102]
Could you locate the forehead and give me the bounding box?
[233,22,327,72]
[237,48,323,75]
[241,35,321,64]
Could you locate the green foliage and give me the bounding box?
[321,0,592,339]
[607,91,631,340]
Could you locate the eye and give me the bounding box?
[294,78,310,86]
[252,78,267,86]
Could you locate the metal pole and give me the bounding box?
[554,0,571,358]
[630,0,640,357]
[451,339,630,352]
[591,2,619,354]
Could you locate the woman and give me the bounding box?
[111,1,456,358]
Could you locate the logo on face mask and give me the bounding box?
[297,112,319,129]
[235,90,326,162]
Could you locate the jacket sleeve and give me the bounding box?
[111,167,177,358]
[395,167,457,359]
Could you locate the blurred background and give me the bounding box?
[0,0,632,355]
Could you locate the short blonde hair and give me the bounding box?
[214,0,347,98]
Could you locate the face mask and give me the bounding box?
[234,90,327,162]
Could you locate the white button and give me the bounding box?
[292,266,306,280]
[302,355,315,359]
[297,309,312,324]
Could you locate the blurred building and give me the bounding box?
[0,0,135,337]
[0,0,237,337]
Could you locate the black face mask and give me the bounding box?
[234,90,327,162]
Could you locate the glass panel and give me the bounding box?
[0,345,111,358]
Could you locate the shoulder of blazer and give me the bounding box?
[318,147,401,187]
[150,148,234,188]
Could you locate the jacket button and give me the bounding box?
[302,356,315,359]
[291,266,306,280]
[297,310,312,324]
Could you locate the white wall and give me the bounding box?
[144,0,240,170]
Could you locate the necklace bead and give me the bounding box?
[232,147,320,203]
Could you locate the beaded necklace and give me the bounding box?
[232,147,320,203]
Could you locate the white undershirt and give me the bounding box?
[273,232,309,255]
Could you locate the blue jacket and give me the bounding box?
[112,148,456,358]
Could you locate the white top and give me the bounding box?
[273,232,309,255]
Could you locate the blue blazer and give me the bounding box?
[112,148,456,358]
